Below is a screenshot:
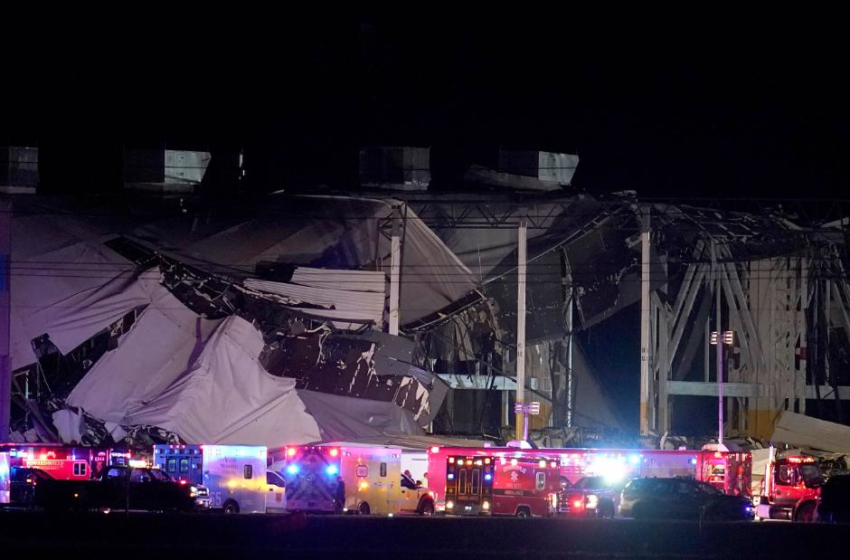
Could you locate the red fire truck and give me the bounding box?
[754,451,822,522]
[443,452,559,517]
[0,443,130,481]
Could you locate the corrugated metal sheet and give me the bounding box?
[292,267,386,293]
[245,276,385,326]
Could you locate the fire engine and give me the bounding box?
[0,443,129,480]
[1,452,9,505]
[753,450,822,522]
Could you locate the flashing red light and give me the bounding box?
[287,448,297,457]
[714,452,722,458]
[179,479,188,485]
[430,446,440,454]
[329,448,339,457]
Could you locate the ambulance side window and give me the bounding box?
[73,463,87,477]
[244,465,253,480]
[167,458,177,473]
[380,463,387,477]
[180,459,189,473]
[536,472,546,490]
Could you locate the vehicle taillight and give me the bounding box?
[568,494,584,510]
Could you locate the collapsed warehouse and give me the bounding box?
[3,148,850,460]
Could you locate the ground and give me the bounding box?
[0,510,845,559]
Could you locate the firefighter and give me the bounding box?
[334,475,345,514]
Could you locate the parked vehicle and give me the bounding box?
[272,444,434,516]
[559,476,625,518]
[0,452,9,505]
[753,451,822,522]
[33,465,207,513]
[619,477,755,521]
[444,454,559,517]
[153,444,282,514]
[10,467,53,507]
[817,474,850,523]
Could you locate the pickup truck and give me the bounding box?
[34,465,208,512]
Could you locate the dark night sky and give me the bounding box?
[3,12,848,435]
[3,12,848,199]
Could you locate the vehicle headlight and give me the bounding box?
[190,486,199,497]
[586,494,598,509]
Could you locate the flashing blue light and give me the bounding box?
[628,455,641,465]
[447,474,455,480]
[690,458,698,465]
[287,464,300,475]
[485,474,492,481]
[326,465,338,476]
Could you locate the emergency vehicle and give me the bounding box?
[272,445,341,513]
[1,452,10,505]
[430,448,559,516]
[272,444,435,516]
[153,444,284,514]
[698,449,752,497]
[753,450,822,522]
[0,443,129,481]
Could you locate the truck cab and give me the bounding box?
[754,454,822,522]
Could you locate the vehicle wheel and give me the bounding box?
[794,502,817,523]
[516,507,531,518]
[632,503,649,520]
[359,502,371,515]
[419,499,435,516]
[223,500,239,514]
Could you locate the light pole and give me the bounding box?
[709,330,734,450]
[514,401,540,442]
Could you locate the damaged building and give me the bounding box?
[2,147,850,454]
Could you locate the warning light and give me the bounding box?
[287,448,297,457]
[329,448,339,457]
[539,460,546,468]
[359,481,369,490]
[484,458,491,465]
[446,500,454,510]
[550,462,557,468]
[287,464,300,475]
[448,474,455,480]
[482,501,490,511]
[467,460,473,466]
[326,465,339,476]
[179,480,188,485]
[714,452,722,458]
[448,457,455,464]
[430,447,440,454]
[511,459,518,466]
[484,474,492,481]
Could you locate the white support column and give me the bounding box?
[388,234,401,335]
[516,222,528,440]
[640,209,652,435]
[566,292,574,428]
[0,200,10,441]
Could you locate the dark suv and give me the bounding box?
[619,478,754,521]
